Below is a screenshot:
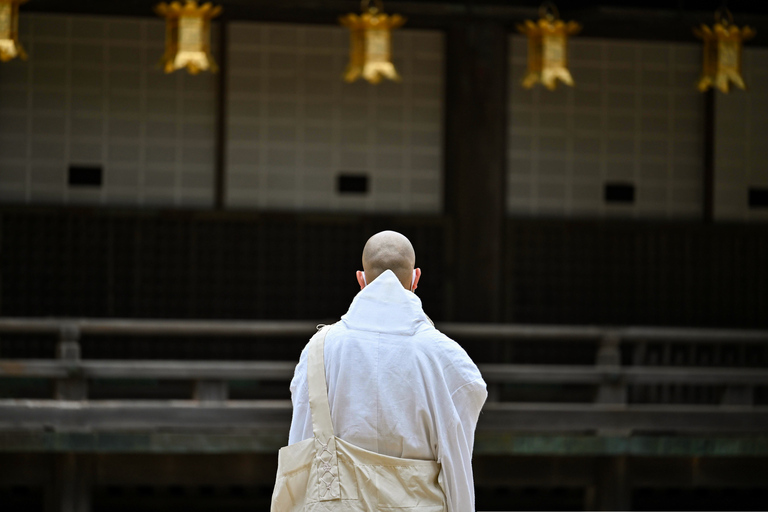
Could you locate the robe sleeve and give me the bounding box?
[438,377,488,512]
[287,348,313,445]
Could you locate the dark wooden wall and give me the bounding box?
[1,207,766,329]
[0,208,447,322]
[504,220,768,328]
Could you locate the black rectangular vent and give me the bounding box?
[748,188,768,208]
[337,173,368,194]
[68,165,102,187]
[604,182,635,204]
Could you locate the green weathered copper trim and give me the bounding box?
[0,431,289,454]
[473,433,768,456]
[1,431,767,456]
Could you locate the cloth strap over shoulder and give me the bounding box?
[306,324,340,501]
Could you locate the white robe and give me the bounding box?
[289,270,488,512]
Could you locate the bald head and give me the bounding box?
[362,231,416,289]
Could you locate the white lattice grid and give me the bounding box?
[714,46,768,222]
[226,22,443,213]
[507,35,704,219]
[0,14,217,207]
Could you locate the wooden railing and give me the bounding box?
[1,318,767,440]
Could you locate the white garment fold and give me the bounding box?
[289,270,487,512]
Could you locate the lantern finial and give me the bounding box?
[517,2,581,90]
[155,1,222,75]
[694,7,755,93]
[0,0,29,63]
[339,0,406,84]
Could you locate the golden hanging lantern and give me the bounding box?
[339,0,405,84]
[0,0,28,62]
[517,2,581,90]
[694,7,754,93]
[155,1,221,75]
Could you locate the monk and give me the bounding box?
[288,230,487,511]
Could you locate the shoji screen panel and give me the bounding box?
[226,23,443,213]
[507,36,704,219]
[0,14,217,207]
[714,47,768,222]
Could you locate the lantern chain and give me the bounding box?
[538,1,560,22]
[361,0,385,14]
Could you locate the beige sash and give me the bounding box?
[271,324,446,511]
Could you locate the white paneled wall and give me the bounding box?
[226,23,443,212]
[714,47,768,222]
[507,35,704,218]
[0,14,217,207]
[4,14,765,221]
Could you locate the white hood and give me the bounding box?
[340,269,432,336]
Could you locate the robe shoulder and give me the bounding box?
[412,327,485,397]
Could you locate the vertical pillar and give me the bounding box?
[595,456,631,511]
[194,379,228,401]
[596,333,630,437]
[46,454,92,512]
[214,19,229,210]
[596,333,627,405]
[50,325,90,510]
[444,21,507,322]
[703,89,715,223]
[55,324,86,401]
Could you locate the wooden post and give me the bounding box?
[596,332,629,437]
[595,456,631,511]
[703,88,715,223]
[486,382,502,403]
[444,20,507,322]
[55,324,87,401]
[214,19,229,210]
[194,379,228,402]
[46,454,91,512]
[596,332,626,405]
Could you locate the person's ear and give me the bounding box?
[412,268,421,292]
[356,270,366,290]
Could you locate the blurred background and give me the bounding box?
[0,0,766,510]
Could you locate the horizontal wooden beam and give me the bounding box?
[619,326,768,344]
[480,364,768,385]
[441,323,605,341]
[4,359,768,386]
[1,318,766,344]
[0,430,766,456]
[0,430,288,454]
[0,318,319,338]
[442,324,768,344]
[622,366,768,385]
[0,360,297,380]
[0,400,293,431]
[473,434,768,457]
[0,400,765,433]
[479,403,768,432]
[19,2,768,45]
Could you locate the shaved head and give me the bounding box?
[362,230,416,289]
